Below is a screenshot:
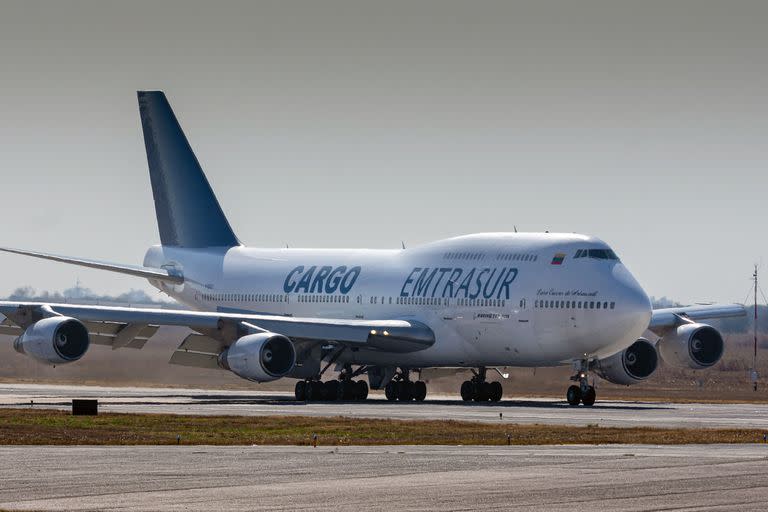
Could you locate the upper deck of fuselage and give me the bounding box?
[145,232,614,269]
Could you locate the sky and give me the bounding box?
[0,0,765,304]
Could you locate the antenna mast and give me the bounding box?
[752,265,759,391]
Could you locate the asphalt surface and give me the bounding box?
[2,444,768,511]
[2,383,768,429]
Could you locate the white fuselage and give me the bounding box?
[144,232,652,369]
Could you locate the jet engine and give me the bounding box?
[593,338,658,385]
[218,332,296,382]
[657,323,724,369]
[13,316,90,365]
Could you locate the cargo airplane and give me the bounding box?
[0,91,746,405]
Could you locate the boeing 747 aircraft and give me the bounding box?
[0,92,745,405]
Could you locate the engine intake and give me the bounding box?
[218,332,296,382]
[593,338,658,386]
[658,323,724,370]
[13,316,90,365]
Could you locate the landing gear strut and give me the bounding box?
[567,360,596,406]
[460,367,503,402]
[384,369,427,402]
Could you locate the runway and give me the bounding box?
[1,444,768,511]
[2,383,768,429]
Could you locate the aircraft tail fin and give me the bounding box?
[137,91,240,248]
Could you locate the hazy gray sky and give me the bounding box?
[0,1,766,304]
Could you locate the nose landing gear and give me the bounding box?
[460,367,503,402]
[567,360,596,406]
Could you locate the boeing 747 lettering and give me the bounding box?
[0,92,746,405]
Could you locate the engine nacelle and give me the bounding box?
[593,338,658,386]
[13,316,90,365]
[218,332,296,382]
[658,323,724,370]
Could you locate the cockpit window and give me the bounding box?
[574,248,620,261]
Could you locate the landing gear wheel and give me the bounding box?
[460,380,473,401]
[356,380,369,400]
[413,381,427,402]
[337,380,355,401]
[397,380,412,401]
[489,381,503,402]
[324,380,339,401]
[461,367,500,402]
[566,385,581,406]
[294,380,306,401]
[384,382,397,401]
[581,386,596,406]
[474,382,490,402]
[306,381,321,401]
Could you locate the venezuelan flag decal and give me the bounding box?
[551,253,566,265]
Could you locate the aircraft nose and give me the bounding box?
[612,263,652,332]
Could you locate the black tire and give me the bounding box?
[474,382,490,402]
[337,380,353,401]
[413,381,427,401]
[324,380,339,401]
[385,382,397,401]
[582,386,596,406]
[294,381,306,401]
[397,380,412,401]
[356,380,369,400]
[489,381,503,402]
[305,381,319,401]
[460,380,473,401]
[566,385,581,406]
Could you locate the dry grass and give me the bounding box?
[0,409,765,446]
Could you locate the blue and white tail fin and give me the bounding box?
[138,91,240,248]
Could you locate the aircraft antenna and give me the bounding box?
[401,241,406,250]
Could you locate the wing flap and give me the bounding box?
[168,350,220,369]
[0,325,21,336]
[177,333,226,354]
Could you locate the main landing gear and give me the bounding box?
[384,369,427,402]
[295,365,369,401]
[566,361,596,407]
[460,367,503,402]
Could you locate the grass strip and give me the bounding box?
[0,408,766,445]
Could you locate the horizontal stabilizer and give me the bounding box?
[0,247,183,284]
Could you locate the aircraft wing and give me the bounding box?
[0,301,435,369]
[647,303,746,336]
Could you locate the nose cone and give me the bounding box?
[599,263,652,356]
[615,263,651,314]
